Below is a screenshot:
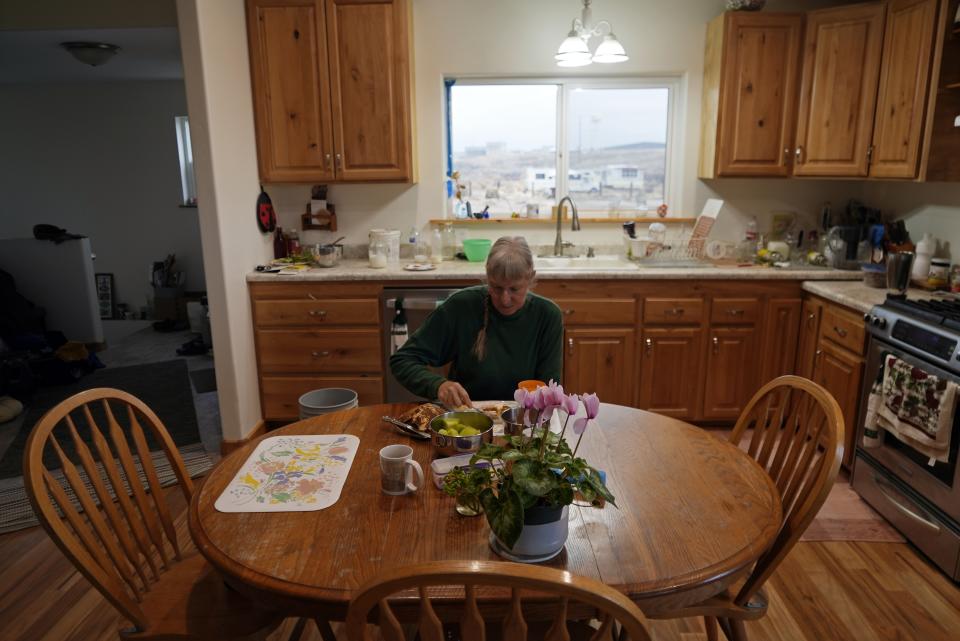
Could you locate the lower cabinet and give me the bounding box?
[638,327,703,420]
[795,297,824,379]
[813,331,865,469]
[702,326,759,420]
[563,328,635,406]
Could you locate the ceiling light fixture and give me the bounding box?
[555,0,628,67]
[60,41,121,67]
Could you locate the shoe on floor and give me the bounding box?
[0,396,24,424]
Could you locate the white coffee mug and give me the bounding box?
[379,444,424,495]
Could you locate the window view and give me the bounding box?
[174,116,198,206]
[448,81,672,218]
[450,84,558,216]
[568,87,669,215]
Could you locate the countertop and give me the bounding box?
[247,259,866,282]
[802,280,947,314]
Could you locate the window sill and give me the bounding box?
[428,216,695,225]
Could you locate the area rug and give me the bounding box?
[189,367,218,393]
[0,359,202,479]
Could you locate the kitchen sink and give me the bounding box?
[534,255,640,271]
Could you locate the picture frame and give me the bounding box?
[95,273,115,319]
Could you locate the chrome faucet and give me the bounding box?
[554,195,581,256]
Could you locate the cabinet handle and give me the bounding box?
[325,153,332,171]
[815,349,822,356]
[833,326,848,338]
[563,309,575,316]
[308,310,327,318]
[335,153,342,170]
[784,147,792,161]
[567,337,574,355]
[664,307,685,316]
[311,350,331,358]
[712,336,719,353]
[726,309,744,316]
[795,146,804,163]
[308,293,318,301]
[644,338,653,356]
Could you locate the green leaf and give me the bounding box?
[473,443,504,460]
[511,459,557,497]
[583,469,617,506]
[501,449,524,461]
[480,488,524,548]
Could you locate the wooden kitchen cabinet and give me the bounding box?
[759,297,802,384]
[564,328,635,406]
[246,0,413,183]
[702,326,759,420]
[638,327,704,420]
[699,11,803,178]
[814,336,865,468]
[795,297,824,379]
[794,2,887,177]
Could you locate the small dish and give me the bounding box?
[403,263,436,271]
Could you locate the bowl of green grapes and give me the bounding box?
[429,411,494,457]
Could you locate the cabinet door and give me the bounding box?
[246,0,336,182]
[813,339,864,469]
[716,13,803,177]
[870,0,939,178]
[563,328,635,406]
[638,328,703,420]
[795,298,823,380]
[794,3,886,176]
[702,327,759,420]
[759,298,802,384]
[325,0,412,181]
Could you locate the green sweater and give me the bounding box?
[389,286,563,401]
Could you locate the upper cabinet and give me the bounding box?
[794,3,886,177]
[246,0,415,183]
[702,0,960,181]
[699,12,803,179]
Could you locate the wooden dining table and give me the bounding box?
[189,403,782,621]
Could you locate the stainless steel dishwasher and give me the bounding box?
[382,288,461,402]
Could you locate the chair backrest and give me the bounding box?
[22,388,194,631]
[729,375,844,606]
[346,560,652,641]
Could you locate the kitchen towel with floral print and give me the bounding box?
[862,353,957,465]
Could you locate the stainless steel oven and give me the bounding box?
[854,298,960,580]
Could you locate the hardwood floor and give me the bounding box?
[1,485,958,641]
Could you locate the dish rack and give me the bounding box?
[624,236,706,266]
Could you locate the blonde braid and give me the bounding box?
[472,290,490,361]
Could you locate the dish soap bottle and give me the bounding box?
[912,232,935,284]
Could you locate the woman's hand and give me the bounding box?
[438,381,472,409]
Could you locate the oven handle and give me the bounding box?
[874,474,942,534]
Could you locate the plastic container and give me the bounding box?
[462,238,492,262]
[369,240,388,268]
[912,232,935,283]
[861,263,886,288]
[369,229,401,265]
[298,388,358,420]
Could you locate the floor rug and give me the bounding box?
[189,367,218,393]
[0,360,200,479]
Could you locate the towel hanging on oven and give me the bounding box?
[863,352,958,465]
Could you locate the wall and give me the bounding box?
[866,182,960,260]
[267,0,850,250]
[177,0,272,441]
[0,81,205,315]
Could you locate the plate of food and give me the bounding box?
[403,262,436,272]
[397,403,447,433]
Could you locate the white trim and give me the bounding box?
[445,75,685,216]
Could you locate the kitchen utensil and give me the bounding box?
[297,388,358,420]
[311,241,343,268]
[462,238,492,262]
[379,444,424,495]
[886,252,914,293]
[518,379,546,393]
[381,416,431,440]
[429,411,494,457]
[500,406,526,437]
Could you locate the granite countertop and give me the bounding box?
[802,280,947,314]
[248,259,865,282]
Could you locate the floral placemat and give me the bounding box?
[215,434,359,512]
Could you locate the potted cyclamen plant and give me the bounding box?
[467,382,616,562]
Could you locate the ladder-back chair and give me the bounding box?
[346,560,652,641]
[23,387,285,640]
[649,375,845,641]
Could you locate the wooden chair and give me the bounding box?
[22,388,288,640]
[345,560,652,641]
[648,375,845,641]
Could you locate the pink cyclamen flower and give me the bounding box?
[542,380,565,408]
[563,393,579,415]
[514,387,527,406]
[531,386,547,410]
[572,393,600,436]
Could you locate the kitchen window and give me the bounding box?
[446,78,680,218]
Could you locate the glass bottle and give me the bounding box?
[441,223,456,260]
[431,227,444,262]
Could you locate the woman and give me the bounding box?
[390,237,562,406]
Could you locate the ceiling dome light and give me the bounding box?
[60,42,121,67]
[555,0,628,68]
[592,34,629,63]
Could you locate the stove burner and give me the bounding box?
[883,294,960,331]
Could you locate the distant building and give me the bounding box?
[527,168,601,194]
[567,169,600,193]
[464,146,486,156]
[603,165,644,189]
[486,141,507,153]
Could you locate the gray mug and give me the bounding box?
[886,252,915,293]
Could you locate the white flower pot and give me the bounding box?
[490,505,569,563]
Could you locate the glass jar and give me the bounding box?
[441,223,457,260]
[368,239,388,269]
[928,258,950,289]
